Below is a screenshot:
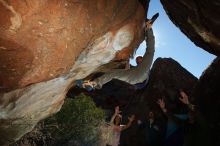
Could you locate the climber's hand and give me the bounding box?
[128,114,135,122]
[115,106,121,114]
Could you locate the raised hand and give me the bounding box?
[179,91,196,111]
[179,91,190,105]
[157,98,165,109]
[115,106,121,114]
[157,98,167,112]
[128,114,135,122]
[146,21,153,29]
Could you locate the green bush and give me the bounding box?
[44,93,105,146]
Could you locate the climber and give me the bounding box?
[76,13,159,91]
[107,106,135,146]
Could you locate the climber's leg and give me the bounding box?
[134,77,149,90]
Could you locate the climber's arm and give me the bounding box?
[110,106,121,124]
[121,115,135,131]
[93,27,155,88]
[134,27,155,83]
[91,14,158,89]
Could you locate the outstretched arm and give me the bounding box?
[110,106,121,124]
[157,98,187,126]
[179,91,195,111]
[121,115,135,131]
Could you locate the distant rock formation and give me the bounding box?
[161,0,220,56]
[119,58,198,146]
[194,57,220,146]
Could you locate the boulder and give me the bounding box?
[0,0,146,144]
[194,57,220,146]
[160,0,220,56]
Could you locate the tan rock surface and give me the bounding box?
[0,0,145,144]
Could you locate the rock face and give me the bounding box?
[194,57,220,146]
[160,0,220,56]
[140,57,198,103]
[1,0,218,145]
[0,0,145,92]
[0,0,146,144]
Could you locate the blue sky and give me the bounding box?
[130,0,216,78]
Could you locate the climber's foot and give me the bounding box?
[150,13,159,24]
[146,13,159,29]
[76,80,96,92]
